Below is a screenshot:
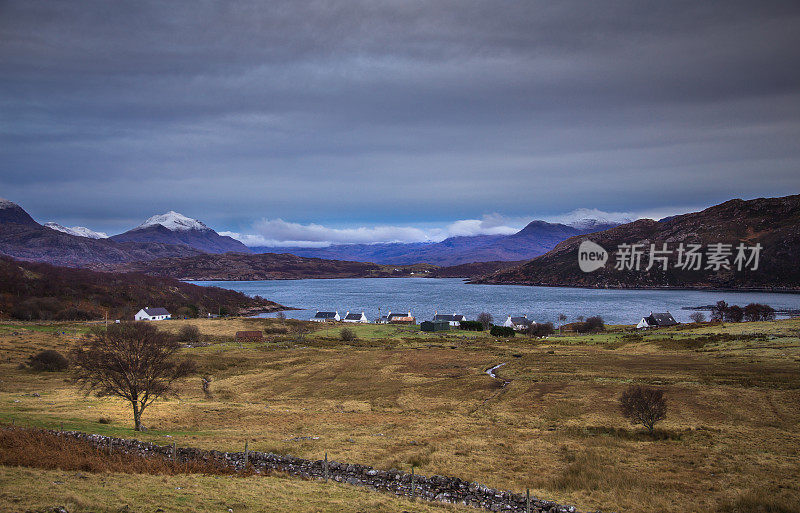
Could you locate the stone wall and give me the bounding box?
[54,430,597,513]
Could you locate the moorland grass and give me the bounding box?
[1,317,799,513]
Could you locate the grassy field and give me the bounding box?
[0,466,463,513]
[1,317,799,512]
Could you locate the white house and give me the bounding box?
[311,311,340,322]
[636,311,678,329]
[343,311,368,323]
[504,314,534,331]
[135,307,171,321]
[433,313,467,327]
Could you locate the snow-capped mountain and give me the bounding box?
[44,222,108,239]
[0,199,202,266]
[137,211,211,232]
[111,211,251,254]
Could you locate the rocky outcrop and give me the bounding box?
[52,429,594,513]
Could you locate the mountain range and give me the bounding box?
[473,194,800,290]
[251,220,618,266]
[0,197,618,268]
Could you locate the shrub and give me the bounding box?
[576,316,605,333]
[743,303,775,322]
[263,324,289,335]
[98,417,112,424]
[459,320,484,331]
[526,322,555,337]
[711,300,728,321]
[724,305,744,323]
[176,325,200,344]
[619,385,667,433]
[689,312,706,323]
[490,326,515,337]
[340,328,358,341]
[27,350,69,372]
[54,308,98,321]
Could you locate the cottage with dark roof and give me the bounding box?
[134,307,171,321]
[343,311,368,323]
[311,311,340,322]
[503,314,534,331]
[433,313,467,327]
[636,311,678,329]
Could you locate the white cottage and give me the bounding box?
[134,307,171,321]
[636,311,678,329]
[504,315,534,331]
[311,311,340,322]
[433,313,467,327]
[343,311,368,323]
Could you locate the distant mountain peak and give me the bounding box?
[44,222,108,239]
[0,197,39,226]
[137,211,210,232]
[0,197,19,209]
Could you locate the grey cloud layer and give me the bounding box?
[1,1,799,234]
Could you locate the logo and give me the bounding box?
[578,240,608,272]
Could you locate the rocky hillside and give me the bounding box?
[473,195,800,290]
[0,256,285,320]
[111,211,250,254]
[99,252,438,280]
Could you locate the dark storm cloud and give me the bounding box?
[1,0,799,238]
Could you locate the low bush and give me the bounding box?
[576,316,605,333]
[263,325,289,335]
[526,322,555,337]
[490,326,515,337]
[459,320,484,331]
[27,350,69,372]
[98,417,112,424]
[340,328,358,342]
[176,325,200,344]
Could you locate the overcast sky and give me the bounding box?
[2,1,799,244]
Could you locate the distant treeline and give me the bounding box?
[710,301,775,323]
[0,256,281,321]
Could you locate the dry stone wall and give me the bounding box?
[55,430,599,513]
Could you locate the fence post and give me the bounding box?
[244,441,249,469]
[411,466,415,499]
[172,441,176,464]
[526,488,531,513]
[324,452,329,482]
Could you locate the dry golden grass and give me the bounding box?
[1,318,799,512]
[0,465,464,513]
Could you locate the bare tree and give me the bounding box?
[276,311,287,320]
[71,322,196,431]
[477,312,493,330]
[619,385,667,433]
[689,312,705,323]
[558,313,567,333]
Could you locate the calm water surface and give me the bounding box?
[190,278,800,325]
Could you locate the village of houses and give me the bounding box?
[133,305,679,332]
